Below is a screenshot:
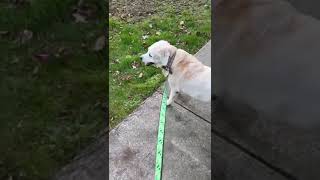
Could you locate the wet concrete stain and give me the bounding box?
[121,147,138,162]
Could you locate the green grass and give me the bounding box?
[0,1,106,179]
[109,6,211,128]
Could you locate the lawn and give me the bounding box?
[0,1,106,179]
[109,2,211,128]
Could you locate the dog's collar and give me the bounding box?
[162,50,177,74]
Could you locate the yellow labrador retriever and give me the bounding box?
[140,40,211,105]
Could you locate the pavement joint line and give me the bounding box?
[173,100,211,124]
[158,90,211,124]
[212,127,298,180]
[194,40,211,57]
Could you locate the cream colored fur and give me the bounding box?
[141,40,211,105]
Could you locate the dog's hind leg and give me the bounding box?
[167,88,178,106]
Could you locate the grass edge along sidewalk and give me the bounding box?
[109,6,211,129]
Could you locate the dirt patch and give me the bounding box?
[109,0,210,21]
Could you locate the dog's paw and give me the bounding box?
[166,100,172,106]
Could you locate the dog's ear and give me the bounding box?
[162,47,171,61]
[159,44,176,65]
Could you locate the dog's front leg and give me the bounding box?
[167,88,177,106]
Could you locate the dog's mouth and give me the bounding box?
[146,62,155,66]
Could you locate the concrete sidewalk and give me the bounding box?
[109,41,211,180]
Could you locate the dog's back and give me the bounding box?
[171,49,211,102]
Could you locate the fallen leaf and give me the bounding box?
[55,47,72,58]
[72,13,87,23]
[93,35,106,51]
[77,7,95,19]
[94,101,101,108]
[156,31,161,35]
[120,14,126,19]
[11,56,19,64]
[17,29,33,44]
[58,47,66,54]
[131,61,140,69]
[138,72,143,78]
[32,66,39,75]
[120,75,132,81]
[17,120,23,128]
[0,31,9,36]
[142,35,149,40]
[114,71,120,75]
[33,53,50,63]
[179,21,184,25]
[149,24,153,28]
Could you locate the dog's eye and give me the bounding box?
[149,54,152,57]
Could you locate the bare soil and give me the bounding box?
[109,0,210,21]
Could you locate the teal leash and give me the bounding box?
[154,85,168,180]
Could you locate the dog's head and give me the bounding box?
[140,40,177,67]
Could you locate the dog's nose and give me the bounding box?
[140,56,143,60]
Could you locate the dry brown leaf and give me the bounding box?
[72,13,87,23]
[93,35,106,51]
[11,56,19,64]
[32,66,39,75]
[120,75,132,81]
[0,31,9,36]
[33,53,50,63]
[114,71,120,75]
[131,61,140,69]
[17,29,33,44]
